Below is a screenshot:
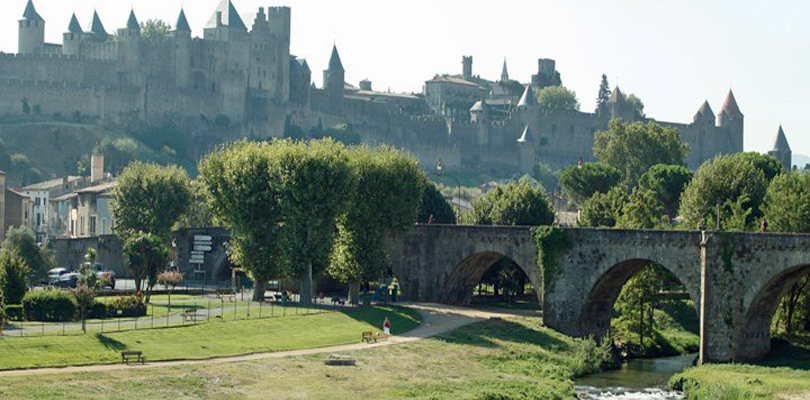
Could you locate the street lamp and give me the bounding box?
[430,159,462,220]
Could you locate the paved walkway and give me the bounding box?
[0,303,522,377]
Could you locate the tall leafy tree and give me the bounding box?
[577,187,627,228]
[329,146,425,304]
[418,182,456,224]
[636,164,694,219]
[596,74,611,114]
[2,226,53,283]
[470,179,555,226]
[0,248,29,305]
[123,233,169,294]
[559,162,621,203]
[276,139,355,306]
[735,152,784,181]
[535,86,580,111]
[594,120,689,184]
[626,94,645,119]
[199,141,285,301]
[679,155,768,230]
[140,19,170,40]
[764,172,810,233]
[111,161,192,242]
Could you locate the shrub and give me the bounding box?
[23,290,77,321]
[107,295,147,318]
[88,300,107,319]
[0,249,30,305]
[4,304,24,321]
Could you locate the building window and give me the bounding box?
[36,213,41,227]
[35,198,40,206]
[89,215,97,236]
[80,216,85,236]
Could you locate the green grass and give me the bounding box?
[670,338,810,399]
[0,306,419,370]
[0,316,614,399]
[612,299,700,358]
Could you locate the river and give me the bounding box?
[575,353,697,399]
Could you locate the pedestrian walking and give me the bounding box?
[762,216,768,232]
[383,317,391,335]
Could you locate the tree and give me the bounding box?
[418,182,456,224]
[111,161,192,242]
[535,86,580,111]
[735,152,784,181]
[594,120,689,184]
[636,164,694,219]
[765,172,810,233]
[276,139,355,306]
[626,94,645,119]
[470,179,555,226]
[72,284,95,333]
[533,163,561,193]
[157,271,183,307]
[596,74,611,114]
[123,233,168,294]
[577,187,627,228]
[559,162,621,203]
[174,180,221,229]
[329,146,425,304]
[140,19,170,40]
[199,141,287,301]
[616,187,668,229]
[679,155,768,230]
[2,226,53,283]
[0,249,29,305]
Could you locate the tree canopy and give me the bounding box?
[535,86,580,111]
[577,187,626,228]
[2,225,53,283]
[596,74,611,114]
[626,94,645,119]
[679,154,768,230]
[111,161,192,242]
[469,179,555,226]
[764,172,810,233]
[636,164,694,219]
[418,182,456,224]
[594,120,689,183]
[734,152,784,181]
[140,19,170,40]
[123,233,169,293]
[559,162,621,203]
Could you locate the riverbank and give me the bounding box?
[0,315,614,398]
[613,300,700,359]
[670,338,810,399]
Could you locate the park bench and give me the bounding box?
[121,351,145,364]
[216,288,235,301]
[375,332,391,342]
[182,309,204,322]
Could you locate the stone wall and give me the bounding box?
[50,234,126,276]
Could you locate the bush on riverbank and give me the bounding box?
[612,299,700,358]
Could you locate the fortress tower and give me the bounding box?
[62,13,83,56]
[716,90,745,153]
[767,125,792,171]
[18,0,45,55]
[172,8,193,88]
[462,56,473,81]
[324,45,345,112]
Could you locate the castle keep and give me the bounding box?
[6,0,748,174]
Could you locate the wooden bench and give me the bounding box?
[121,351,145,364]
[217,289,236,301]
[375,332,391,342]
[182,309,204,322]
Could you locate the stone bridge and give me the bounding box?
[387,224,810,363]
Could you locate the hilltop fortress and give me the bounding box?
[5,0,751,175]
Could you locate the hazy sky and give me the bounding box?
[3,0,808,156]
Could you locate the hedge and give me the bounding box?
[3,304,23,321]
[22,290,77,322]
[107,295,147,318]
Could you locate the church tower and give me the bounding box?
[18,0,45,55]
[501,59,509,82]
[324,45,345,111]
[767,125,792,172]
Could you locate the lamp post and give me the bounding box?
[429,159,462,219]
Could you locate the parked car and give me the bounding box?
[82,262,116,289]
[52,272,79,289]
[47,268,70,285]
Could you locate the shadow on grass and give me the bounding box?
[760,338,810,370]
[435,318,570,351]
[341,305,421,335]
[95,334,128,351]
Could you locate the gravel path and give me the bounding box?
[0,303,520,377]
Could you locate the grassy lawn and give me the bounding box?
[0,316,614,399]
[0,306,419,370]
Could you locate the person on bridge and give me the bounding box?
[383,317,391,335]
[762,216,768,232]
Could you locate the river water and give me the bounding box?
[575,353,697,399]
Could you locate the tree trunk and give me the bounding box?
[299,263,313,307]
[349,281,361,305]
[81,305,87,333]
[253,279,267,302]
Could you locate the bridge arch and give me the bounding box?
[734,263,810,361]
[579,258,701,340]
[439,251,541,304]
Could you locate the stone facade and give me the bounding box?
[387,224,810,363]
[9,0,743,174]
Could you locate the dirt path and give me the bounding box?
[0,303,520,377]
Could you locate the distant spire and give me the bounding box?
[88,10,108,40]
[328,44,344,71]
[720,89,742,116]
[693,100,714,122]
[517,85,536,108]
[67,13,83,34]
[771,125,790,151]
[206,0,246,30]
[126,9,140,30]
[501,58,509,82]
[517,125,533,143]
[175,8,191,32]
[21,0,44,22]
[608,86,625,104]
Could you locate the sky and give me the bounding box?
[2,0,809,156]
